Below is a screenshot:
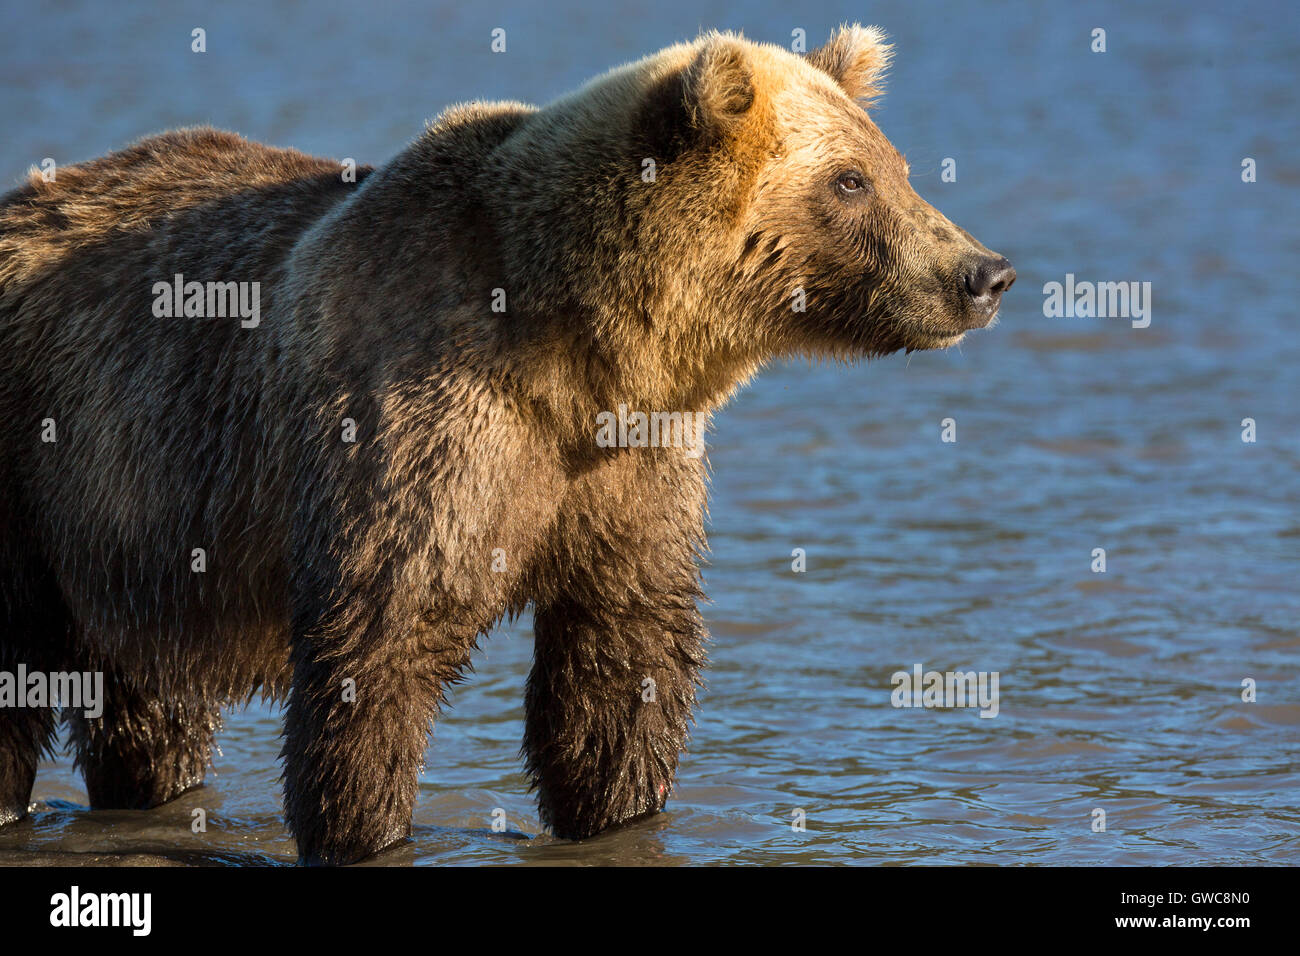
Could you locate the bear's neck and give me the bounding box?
[296,106,764,447]
[523,317,761,441]
[472,120,765,436]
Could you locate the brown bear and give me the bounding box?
[0,25,1013,864]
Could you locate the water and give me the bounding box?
[1,0,1297,865]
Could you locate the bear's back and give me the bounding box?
[0,130,370,634]
[0,128,358,285]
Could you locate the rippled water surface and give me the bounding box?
[1,0,1297,864]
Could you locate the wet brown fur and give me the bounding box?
[0,26,1006,863]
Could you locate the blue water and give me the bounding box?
[1,0,1297,864]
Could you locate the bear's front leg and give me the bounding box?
[524,569,707,840]
[282,595,476,865]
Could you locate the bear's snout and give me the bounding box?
[960,255,1016,324]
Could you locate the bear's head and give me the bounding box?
[643,25,1016,357]
[480,25,1014,407]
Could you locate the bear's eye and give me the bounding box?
[835,171,868,196]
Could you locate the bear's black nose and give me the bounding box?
[963,256,1016,311]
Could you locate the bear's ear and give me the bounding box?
[807,23,892,107]
[682,34,756,135]
[637,34,758,158]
